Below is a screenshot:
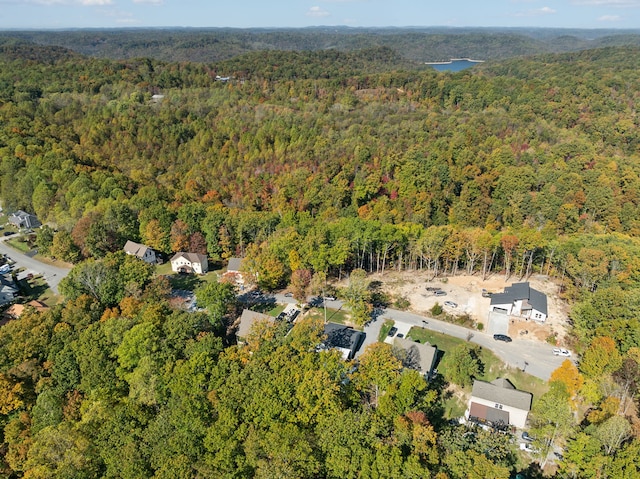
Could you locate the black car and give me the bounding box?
[387,327,398,337]
[434,290,447,296]
[493,334,512,342]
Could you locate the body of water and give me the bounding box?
[425,59,484,72]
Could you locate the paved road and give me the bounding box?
[0,235,71,294]
[365,308,568,381]
[245,292,568,381]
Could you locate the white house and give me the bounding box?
[466,378,533,429]
[123,240,157,264]
[489,282,548,322]
[170,252,208,274]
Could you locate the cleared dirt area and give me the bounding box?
[363,270,572,346]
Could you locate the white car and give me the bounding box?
[519,443,539,453]
[444,301,458,308]
[553,348,572,357]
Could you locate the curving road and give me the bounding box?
[0,235,71,294]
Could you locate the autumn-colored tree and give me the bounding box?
[290,268,312,302]
[500,233,519,279]
[550,359,584,408]
[170,219,190,252]
[580,336,622,379]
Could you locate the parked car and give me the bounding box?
[425,286,441,291]
[553,348,572,357]
[387,327,398,337]
[444,301,457,308]
[284,292,293,297]
[396,333,404,338]
[519,443,539,453]
[434,290,447,296]
[323,296,337,301]
[521,431,534,442]
[493,334,512,342]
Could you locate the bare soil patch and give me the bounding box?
[358,270,572,346]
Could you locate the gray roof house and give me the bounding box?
[8,210,41,229]
[466,378,533,429]
[489,282,548,322]
[171,252,208,274]
[236,309,275,343]
[0,274,19,306]
[393,337,439,379]
[320,322,366,360]
[227,257,243,273]
[123,240,157,264]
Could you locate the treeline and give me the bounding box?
[3,27,640,63]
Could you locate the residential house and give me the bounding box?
[170,252,208,274]
[4,300,49,320]
[489,282,548,322]
[319,322,366,360]
[8,210,41,229]
[0,274,19,306]
[393,337,439,379]
[123,240,157,264]
[223,257,245,286]
[465,378,533,429]
[236,309,275,344]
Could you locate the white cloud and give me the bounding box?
[133,0,163,4]
[307,6,330,17]
[598,14,622,20]
[572,0,640,6]
[513,6,557,16]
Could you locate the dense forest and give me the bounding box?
[1,35,640,477]
[3,27,640,63]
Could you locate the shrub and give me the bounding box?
[431,302,443,316]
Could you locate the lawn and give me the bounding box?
[6,236,32,253]
[379,319,395,342]
[306,306,358,329]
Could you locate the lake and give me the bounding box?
[426,59,484,72]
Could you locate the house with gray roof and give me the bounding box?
[236,309,275,344]
[8,210,40,229]
[123,240,157,264]
[465,378,533,429]
[170,252,208,274]
[0,274,19,306]
[393,337,438,379]
[489,282,547,322]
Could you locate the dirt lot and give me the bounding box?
[362,270,572,346]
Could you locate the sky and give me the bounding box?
[1,0,640,30]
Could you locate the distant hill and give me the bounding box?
[1,27,640,63]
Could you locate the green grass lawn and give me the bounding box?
[6,236,32,253]
[379,319,395,342]
[306,307,359,329]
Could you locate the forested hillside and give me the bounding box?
[3,27,640,63]
[1,40,640,477]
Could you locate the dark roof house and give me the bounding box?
[8,210,40,229]
[489,282,548,322]
[320,322,366,360]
